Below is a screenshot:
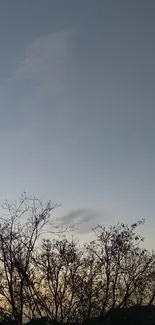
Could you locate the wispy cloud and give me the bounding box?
[3,28,75,109]
[59,208,101,234]
[0,28,76,146]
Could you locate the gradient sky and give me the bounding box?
[0,1,155,248]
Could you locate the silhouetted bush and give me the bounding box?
[106,305,155,325]
[25,317,51,325]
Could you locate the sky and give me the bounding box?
[0,0,155,248]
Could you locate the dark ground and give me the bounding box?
[1,306,155,325]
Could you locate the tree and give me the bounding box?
[33,237,83,322]
[86,220,155,316]
[0,193,58,325]
[0,194,154,325]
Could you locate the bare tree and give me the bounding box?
[0,193,58,325]
[0,195,154,325]
[86,220,155,316]
[32,237,83,322]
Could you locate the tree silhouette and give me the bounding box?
[0,194,155,324]
[0,194,58,325]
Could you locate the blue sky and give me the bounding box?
[0,1,155,248]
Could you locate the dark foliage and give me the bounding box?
[25,306,155,325]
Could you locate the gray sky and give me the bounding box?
[0,1,155,248]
